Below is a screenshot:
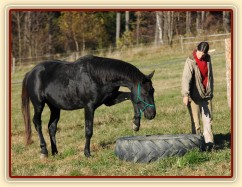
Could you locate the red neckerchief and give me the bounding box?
[193,50,208,89]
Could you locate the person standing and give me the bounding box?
[181,42,214,151]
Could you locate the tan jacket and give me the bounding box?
[181,54,214,101]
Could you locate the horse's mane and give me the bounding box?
[76,55,146,84]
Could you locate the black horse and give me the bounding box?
[22,55,156,158]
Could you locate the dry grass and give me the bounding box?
[10,44,231,177]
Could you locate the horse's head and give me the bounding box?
[132,71,156,122]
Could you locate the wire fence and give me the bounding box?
[11,33,231,74]
[11,51,226,87]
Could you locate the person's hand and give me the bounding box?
[183,96,189,106]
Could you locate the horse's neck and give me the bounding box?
[103,73,137,89]
[88,62,141,88]
[113,80,135,89]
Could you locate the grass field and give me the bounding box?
[10,45,232,177]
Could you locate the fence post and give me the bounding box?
[180,36,184,53]
[12,57,15,74]
[225,38,231,108]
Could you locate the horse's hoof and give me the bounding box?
[132,124,140,131]
[52,151,58,156]
[40,153,48,159]
[84,153,91,157]
[84,151,91,157]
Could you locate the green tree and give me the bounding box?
[58,11,107,52]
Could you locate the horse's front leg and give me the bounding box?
[132,104,141,131]
[104,91,130,106]
[84,106,95,157]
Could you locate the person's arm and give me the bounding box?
[183,96,189,106]
[181,58,193,105]
[209,58,214,98]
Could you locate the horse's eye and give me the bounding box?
[142,90,149,96]
[149,88,154,94]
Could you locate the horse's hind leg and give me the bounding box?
[47,103,60,156]
[33,103,48,158]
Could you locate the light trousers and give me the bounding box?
[187,99,214,143]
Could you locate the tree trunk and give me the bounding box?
[175,12,180,36]
[201,11,205,30]
[155,12,163,45]
[16,12,22,65]
[116,12,121,46]
[48,34,52,55]
[136,12,141,45]
[24,11,32,58]
[196,11,201,34]
[167,11,174,45]
[125,11,129,32]
[163,12,169,44]
[186,11,191,35]
[72,32,79,52]
[48,12,53,55]
[82,37,85,52]
[223,11,231,33]
[154,13,158,46]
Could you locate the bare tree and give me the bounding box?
[154,12,158,45]
[10,10,229,66]
[167,11,174,45]
[11,11,23,64]
[186,11,191,35]
[196,11,202,34]
[125,11,129,31]
[174,12,180,36]
[154,12,163,45]
[223,11,231,33]
[201,11,205,30]
[24,11,32,58]
[135,11,141,45]
[116,12,121,46]
[11,11,50,61]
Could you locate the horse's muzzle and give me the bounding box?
[144,109,156,120]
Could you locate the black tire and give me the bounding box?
[115,134,205,163]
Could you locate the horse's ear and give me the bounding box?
[147,70,155,80]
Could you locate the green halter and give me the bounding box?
[136,83,155,118]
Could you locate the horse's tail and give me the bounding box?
[21,73,32,145]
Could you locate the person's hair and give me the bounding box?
[197,42,209,54]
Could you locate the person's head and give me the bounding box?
[196,42,209,60]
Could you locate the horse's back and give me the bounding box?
[24,61,71,104]
[26,60,73,81]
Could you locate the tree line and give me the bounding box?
[11,10,231,61]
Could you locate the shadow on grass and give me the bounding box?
[214,133,231,150]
